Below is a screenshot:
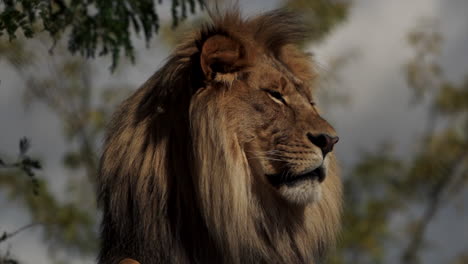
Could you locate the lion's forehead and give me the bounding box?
[250,56,315,99]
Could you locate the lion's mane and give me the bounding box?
[98,10,342,264]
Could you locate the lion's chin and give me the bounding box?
[266,166,325,205]
[276,179,322,205]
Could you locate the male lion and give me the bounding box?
[98,10,342,264]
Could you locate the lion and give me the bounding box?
[97,10,342,264]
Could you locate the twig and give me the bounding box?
[401,152,468,264]
[0,223,40,244]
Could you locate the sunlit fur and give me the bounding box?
[98,10,342,264]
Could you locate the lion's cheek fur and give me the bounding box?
[189,88,261,261]
[189,88,342,264]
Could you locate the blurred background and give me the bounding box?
[0,0,467,263]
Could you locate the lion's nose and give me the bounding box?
[307,133,339,157]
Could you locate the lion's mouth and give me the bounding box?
[266,166,325,187]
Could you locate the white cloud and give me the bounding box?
[313,0,439,163]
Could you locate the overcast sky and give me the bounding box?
[1,0,467,263]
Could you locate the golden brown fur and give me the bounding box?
[98,10,342,264]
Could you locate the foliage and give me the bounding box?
[328,145,404,264]
[399,20,468,264]
[0,138,95,262]
[4,2,467,264]
[0,34,132,262]
[0,138,41,264]
[0,138,41,195]
[0,171,97,255]
[327,19,468,264]
[0,0,204,71]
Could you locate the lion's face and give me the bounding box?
[198,34,339,206]
[207,49,339,205]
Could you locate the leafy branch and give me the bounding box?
[399,18,468,264]
[0,0,204,71]
[0,137,41,195]
[402,151,468,264]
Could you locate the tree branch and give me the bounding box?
[402,151,468,264]
[0,223,40,244]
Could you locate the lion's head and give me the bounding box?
[98,10,342,264]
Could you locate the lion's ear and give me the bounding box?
[200,35,247,81]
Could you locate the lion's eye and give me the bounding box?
[264,89,286,105]
[310,101,316,106]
